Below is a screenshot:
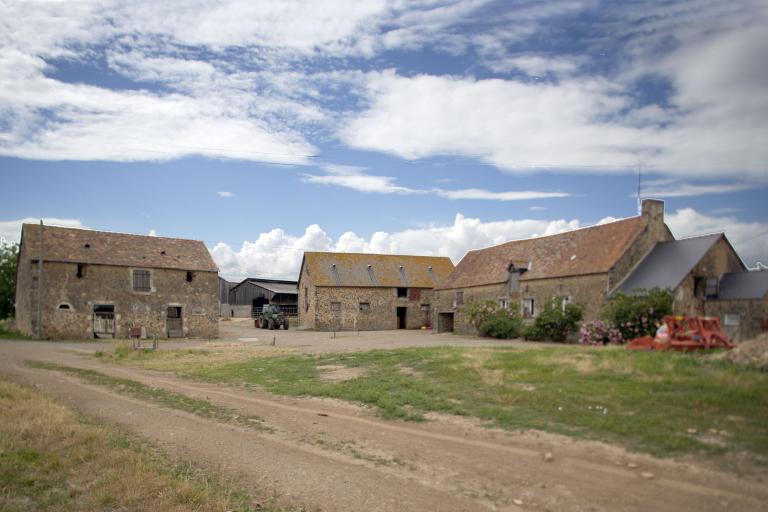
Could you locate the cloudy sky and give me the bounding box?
[1,0,766,280]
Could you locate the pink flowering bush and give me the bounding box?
[579,320,624,345]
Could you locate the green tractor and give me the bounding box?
[257,303,289,330]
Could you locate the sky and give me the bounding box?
[1,0,767,281]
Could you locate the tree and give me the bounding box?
[0,243,18,319]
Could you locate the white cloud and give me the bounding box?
[217,191,234,198]
[148,229,158,237]
[667,208,768,267]
[211,213,583,279]
[303,164,569,201]
[0,218,84,244]
[641,180,756,198]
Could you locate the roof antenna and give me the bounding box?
[635,160,645,215]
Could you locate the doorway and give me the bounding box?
[166,306,183,338]
[438,312,454,333]
[93,304,115,339]
[252,297,268,318]
[397,307,407,329]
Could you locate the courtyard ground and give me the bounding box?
[0,323,766,511]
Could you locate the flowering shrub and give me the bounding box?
[579,320,624,345]
[462,300,523,339]
[601,288,673,340]
[524,297,583,343]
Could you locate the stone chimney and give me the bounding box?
[641,198,665,229]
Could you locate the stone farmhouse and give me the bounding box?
[435,200,673,334]
[15,223,219,340]
[298,252,454,331]
[434,198,766,340]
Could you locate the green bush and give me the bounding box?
[601,288,673,340]
[462,300,523,339]
[478,309,523,339]
[524,297,583,343]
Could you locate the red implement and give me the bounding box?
[627,315,733,351]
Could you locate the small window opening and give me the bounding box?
[185,271,194,282]
[705,277,718,299]
[523,298,535,319]
[397,287,408,298]
[161,250,166,255]
[359,302,370,312]
[455,290,464,306]
[58,303,71,310]
[84,243,90,249]
[499,298,508,309]
[76,263,84,278]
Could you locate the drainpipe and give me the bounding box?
[36,220,44,339]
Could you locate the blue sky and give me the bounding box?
[1,0,766,280]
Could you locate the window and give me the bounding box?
[359,302,370,312]
[522,298,535,318]
[420,304,430,312]
[132,269,151,292]
[185,271,194,282]
[499,298,508,309]
[409,288,421,301]
[455,290,464,306]
[31,276,39,289]
[331,302,341,312]
[705,277,718,299]
[58,303,71,310]
[76,263,84,278]
[304,287,309,312]
[561,296,571,311]
[397,287,408,298]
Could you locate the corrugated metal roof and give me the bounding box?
[715,270,768,300]
[439,216,646,289]
[302,252,454,288]
[231,279,298,295]
[21,223,218,272]
[611,234,722,296]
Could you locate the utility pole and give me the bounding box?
[36,220,43,339]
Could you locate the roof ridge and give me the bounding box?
[465,214,642,254]
[304,251,452,260]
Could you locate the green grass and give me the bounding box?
[0,377,285,512]
[0,321,30,340]
[96,345,768,464]
[26,361,271,433]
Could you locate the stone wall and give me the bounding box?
[297,271,317,328]
[704,298,768,342]
[16,259,218,339]
[434,274,611,335]
[301,285,433,331]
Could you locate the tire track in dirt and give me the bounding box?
[1,342,766,512]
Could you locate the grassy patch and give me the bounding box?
[27,362,271,433]
[97,345,768,463]
[0,377,282,511]
[0,320,30,340]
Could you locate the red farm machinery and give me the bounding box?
[627,315,734,352]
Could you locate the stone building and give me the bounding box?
[15,223,219,339]
[298,252,454,331]
[613,233,766,340]
[434,199,673,334]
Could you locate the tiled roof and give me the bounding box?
[302,252,454,288]
[21,224,218,272]
[610,234,723,296]
[439,216,646,289]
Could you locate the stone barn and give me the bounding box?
[298,252,454,331]
[434,199,673,334]
[14,223,219,340]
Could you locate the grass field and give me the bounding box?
[97,344,768,465]
[0,377,279,511]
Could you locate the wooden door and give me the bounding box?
[166,306,183,338]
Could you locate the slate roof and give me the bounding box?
[715,270,768,300]
[611,234,722,296]
[21,223,218,272]
[301,252,454,288]
[439,216,646,290]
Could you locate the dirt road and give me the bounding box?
[1,340,765,512]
